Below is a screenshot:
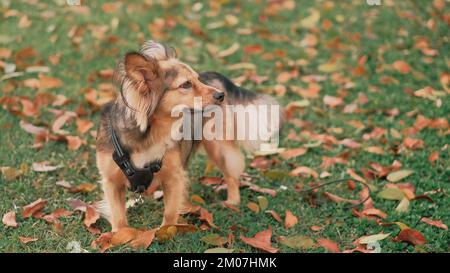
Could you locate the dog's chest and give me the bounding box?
[130,139,175,168]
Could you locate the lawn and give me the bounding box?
[0,0,448,253]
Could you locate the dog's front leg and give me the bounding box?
[157,151,189,226]
[103,178,128,231]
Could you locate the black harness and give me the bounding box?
[110,120,162,193]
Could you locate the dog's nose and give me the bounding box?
[213,92,224,102]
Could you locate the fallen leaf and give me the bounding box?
[83,205,99,228]
[420,217,448,230]
[21,198,48,218]
[19,236,38,244]
[392,60,411,74]
[69,183,97,193]
[32,161,62,172]
[257,196,269,211]
[284,210,298,229]
[128,229,157,249]
[247,202,260,213]
[378,187,405,200]
[394,228,426,246]
[204,247,234,253]
[199,208,217,228]
[2,211,18,228]
[387,170,414,182]
[395,198,410,213]
[201,233,228,246]
[66,135,83,150]
[91,232,113,252]
[240,227,278,253]
[279,147,307,160]
[266,210,282,223]
[358,233,391,245]
[279,235,315,250]
[316,238,340,253]
[323,95,343,107]
[111,227,141,246]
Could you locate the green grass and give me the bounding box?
[0,0,449,253]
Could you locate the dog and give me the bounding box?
[95,41,282,231]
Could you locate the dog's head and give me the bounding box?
[115,41,224,132]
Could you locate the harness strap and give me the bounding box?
[109,118,162,193]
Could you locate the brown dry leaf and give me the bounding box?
[191,194,206,205]
[76,119,94,134]
[279,147,307,160]
[83,205,99,228]
[91,232,113,252]
[22,198,48,218]
[428,151,440,163]
[66,135,83,150]
[199,208,217,228]
[128,229,157,249]
[316,238,340,253]
[393,228,426,246]
[42,208,72,223]
[323,95,343,107]
[19,236,38,244]
[403,137,424,149]
[284,210,298,229]
[289,166,318,178]
[32,161,62,172]
[361,208,387,219]
[266,210,282,223]
[0,48,12,59]
[392,60,411,74]
[240,227,278,253]
[69,183,97,193]
[2,211,18,228]
[323,192,359,205]
[111,227,141,246]
[420,217,448,230]
[39,74,63,89]
[247,202,260,213]
[364,146,385,155]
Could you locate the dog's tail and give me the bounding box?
[199,71,284,153]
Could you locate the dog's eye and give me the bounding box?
[179,81,192,89]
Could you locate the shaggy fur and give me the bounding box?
[95,41,283,231]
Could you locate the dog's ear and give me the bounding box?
[124,52,160,93]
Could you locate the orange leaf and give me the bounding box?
[428,151,439,163]
[323,192,359,204]
[91,232,113,252]
[21,198,48,218]
[19,236,38,244]
[69,183,97,193]
[2,211,18,228]
[284,210,298,229]
[200,208,217,228]
[83,205,99,228]
[42,208,72,223]
[323,95,343,107]
[279,147,307,160]
[247,202,260,213]
[240,227,278,253]
[394,228,426,245]
[76,119,94,134]
[111,227,141,246]
[66,135,83,150]
[266,210,282,223]
[392,60,411,74]
[316,238,340,253]
[420,217,448,230]
[128,229,157,249]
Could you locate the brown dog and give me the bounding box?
[95,41,282,231]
